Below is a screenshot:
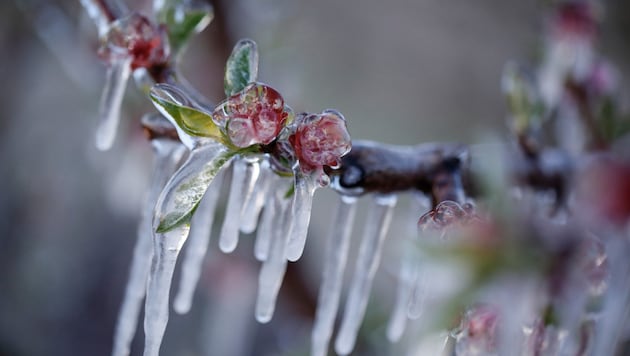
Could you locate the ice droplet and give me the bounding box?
[285,170,318,262]
[240,160,270,234]
[95,56,132,151]
[218,159,248,253]
[255,178,292,323]
[311,196,358,356]
[112,139,184,356]
[143,225,191,356]
[335,195,397,355]
[173,170,225,314]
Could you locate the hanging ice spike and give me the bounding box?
[95,56,132,150]
[144,143,229,356]
[386,253,418,342]
[240,159,269,234]
[173,170,226,314]
[218,159,251,253]
[112,136,184,356]
[335,194,397,355]
[311,196,358,356]
[255,176,293,323]
[285,169,318,262]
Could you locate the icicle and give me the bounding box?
[143,225,190,356]
[335,195,398,355]
[285,170,318,262]
[95,56,132,150]
[144,143,228,356]
[240,159,270,234]
[173,170,225,314]
[311,196,358,356]
[255,178,292,323]
[112,138,184,356]
[386,256,418,342]
[407,266,427,320]
[218,159,248,253]
[253,172,278,262]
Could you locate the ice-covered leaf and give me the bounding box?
[155,0,214,56]
[224,39,259,97]
[150,84,224,141]
[155,145,235,233]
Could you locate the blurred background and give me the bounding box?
[0,0,628,355]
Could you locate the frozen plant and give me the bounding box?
[78,0,630,355]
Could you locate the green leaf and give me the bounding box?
[156,0,214,56]
[150,84,224,142]
[156,149,237,233]
[224,39,259,97]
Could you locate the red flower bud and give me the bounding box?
[290,110,351,171]
[213,83,288,147]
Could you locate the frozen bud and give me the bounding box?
[550,2,598,42]
[99,13,169,70]
[213,83,288,147]
[455,305,499,356]
[575,157,630,226]
[290,110,352,171]
[418,200,468,232]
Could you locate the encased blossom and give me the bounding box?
[289,110,351,171]
[213,83,289,148]
[99,13,169,70]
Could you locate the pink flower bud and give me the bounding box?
[213,83,288,147]
[290,110,351,171]
[99,13,169,70]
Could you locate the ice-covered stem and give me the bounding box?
[326,140,471,206]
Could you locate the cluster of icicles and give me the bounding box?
[112,120,424,356]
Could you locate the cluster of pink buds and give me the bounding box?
[98,13,169,70]
[213,82,352,179]
[212,83,289,148]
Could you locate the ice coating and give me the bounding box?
[218,159,248,253]
[173,170,225,314]
[95,56,132,150]
[153,143,229,233]
[112,138,184,356]
[311,196,358,356]
[254,177,293,323]
[335,195,397,355]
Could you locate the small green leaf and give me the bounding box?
[156,149,236,233]
[150,84,224,141]
[224,39,259,97]
[156,0,214,56]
